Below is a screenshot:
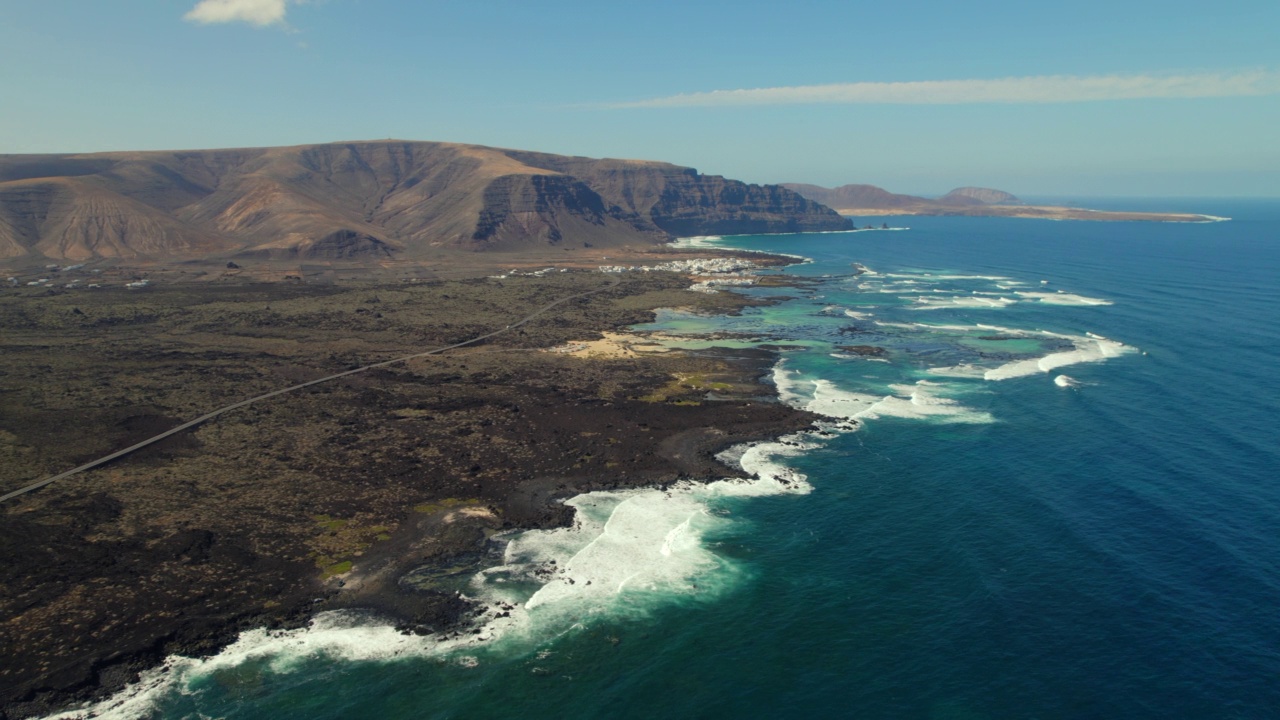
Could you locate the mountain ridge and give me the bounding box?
[781,182,1214,223]
[0,141,851,264]
[779,182,1021,211]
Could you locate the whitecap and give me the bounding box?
[905,296,1017,310]
[51,460,818,719]
[667,236,723,249]
[41,613,455,720]
[926,363,988,379]
[667,236,811,262]
[511,488,731,613]
[983,335,1133,381]
[854,381,994,424]
[1014,291,1112,306]
[883,273,1013,281]
[773,366,991,425]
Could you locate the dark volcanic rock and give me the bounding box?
[0,272,817,718]
[470,173,663,249]
[648,170,846,236]
[836,345,889,357]
[505,155,850,238]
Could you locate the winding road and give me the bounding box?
[0,275,620,504]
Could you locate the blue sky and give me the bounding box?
[2,0,1277,196]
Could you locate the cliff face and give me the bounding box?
[470,173,663,250]
[648,170,844,236]
[501,153,850,237]
[0,142,849,263]
[782,182,1023,213]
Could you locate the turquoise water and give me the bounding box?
[63,202,1280,719]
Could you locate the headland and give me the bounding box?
[782,183,1225,223]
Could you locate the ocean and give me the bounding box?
[58,200,1280,719]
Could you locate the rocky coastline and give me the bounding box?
[0,264,816,718]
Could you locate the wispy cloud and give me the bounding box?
[614,71,1280,108]
[184,0,300,27]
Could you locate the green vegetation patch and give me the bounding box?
[320,560,353,578]
[312,514,349,532]
[413,497,482,514]
[636,372,734,403]
[309,516,398,577]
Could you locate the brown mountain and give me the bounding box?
[778,183,926,211]
[0,141,850,263]
[780,182,1020,211]
[781,182,1209,222]
[936,187,1022,206]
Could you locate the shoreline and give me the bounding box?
[836,205,1226,222]
[1,260,816,719]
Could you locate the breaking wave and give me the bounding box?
[48,464,814,719]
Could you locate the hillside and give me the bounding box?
[0,142,850,264]
[780,182,1021,212]
[779,183,926,211]
[936,186,1022,206]
[782,183,1211,222]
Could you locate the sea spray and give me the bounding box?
[44,458,820,720]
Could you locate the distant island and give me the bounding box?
[781,183,1222,223]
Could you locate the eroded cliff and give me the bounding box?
[0,142,850,263]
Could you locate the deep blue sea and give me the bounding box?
[61,201,1280,719]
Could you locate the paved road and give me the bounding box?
[0,276,620,504]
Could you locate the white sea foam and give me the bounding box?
[879,287,948,294]
[844,309,873,319]
[881,320,1032,336]
[905,295,1018,310]
[731,435,819,492]
[1014,291,1113,306]
[897,322,1135,382]
[806,378,884,419]
[982,334,1133,381]
[772,364,991,425]
[855,381,994,424]
[667,236,723,249]
[507,489,728,613]
[50,254,1139,718]
[1054,374,1080,388]
[50,462,814,719]
[883,273,1013,281]
[667,236,811,262]
[42,613,459,719]
[925,363,989,379]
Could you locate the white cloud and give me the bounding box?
[184,0,292,27]
[615,71,1280,108]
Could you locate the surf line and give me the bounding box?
[2,277,621,504]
